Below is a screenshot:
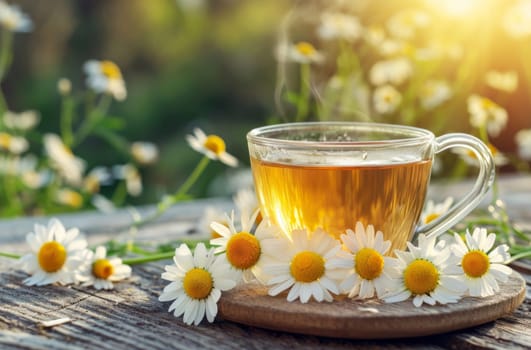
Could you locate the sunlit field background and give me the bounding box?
[1,0,530,218]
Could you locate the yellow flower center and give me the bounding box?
[467,143,498,159]
[480,97,496,110]
[424,213,440,224]
[295,42,317,57]
[92,259,114,280]
[226,232,261,270]
[290,251,325,283]
[355,248,384,280]
[404,259,439,295]
[58,190,83,208]
[183,268,213,300]
[100,60,122,79]
[84,176,100,194]
[0,132,12,149]
[461,250,490,278]
[204,135,226,155]
[38,241,67,273]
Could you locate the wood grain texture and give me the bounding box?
[0,176,529,349]
[218,273,526,339]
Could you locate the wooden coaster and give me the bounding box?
[218,271,526,339]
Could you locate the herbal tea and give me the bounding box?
[250,157,432,252]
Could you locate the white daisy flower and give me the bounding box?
[485,71,518,93]
[55,188,84,209]
[384,234,465,307]
[454,143,509,167]
[83,166,112,194]
[83,60,127,101]
[18,218,88,286]
[369,58,413,86]
[186,128,238,167]
[44,133,86,186]
[113,164,142,196]
[332,222,400,299]
[233,187,260,223]
[262,228,342,303]
[131,141,159,165]
[420,80,452,110]
[158,243,239,325]
[503,0,531,38]
[317,12,363,42]
[81,246,131,290]
[386,9,430,40]
[286,41,324,65]
[0,1,32,32]
[373,84,402,115]
[3,110,40,131]
[0,132,28,154]
[451,228,512,297]
[467,94,508,137]
[210,210,282,284]
[420,197,454,225]
[515,128,531,160]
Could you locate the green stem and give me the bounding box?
[132,156,211,228]
[60,95,75,147]
[74,93,113,147]
[0,29,13,83]
[122,251,175,265]
[295,63,311,122]
[0,86,7,119]
[0,251,20,259]
[506,249,531,264]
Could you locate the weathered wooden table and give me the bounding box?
[0,176,530,349]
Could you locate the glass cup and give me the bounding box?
[247,122,495,253]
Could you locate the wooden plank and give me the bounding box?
[0,176,529,349]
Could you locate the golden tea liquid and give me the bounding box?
[251,157,432,252]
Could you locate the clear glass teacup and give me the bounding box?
[247,122,494,253]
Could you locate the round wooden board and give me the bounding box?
[218,271,526,339]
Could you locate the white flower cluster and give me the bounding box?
[18,218,131,290]
[159,199,513,325]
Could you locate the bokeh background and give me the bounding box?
[2,0,531,216]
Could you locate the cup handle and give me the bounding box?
[415,133,495,239]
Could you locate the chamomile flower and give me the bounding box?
[55,188,84,209]
[515,128,531,160]
[485,71,518,93]
[83,60,127,101]
[186,128,238,167]
[18,218,88,286]
[113,164,142,196]
[0,1,32,32]
[131,141,158,165]
[384,234,465,307]
[467,95,508,137]
[317,12,363,42]
[451,228,512,297]
[369,58,413,86]
[420,197,454,225]
[333,222,399,299]
[210,210,281,283]
[263,228,342,303]
[373,85,402,114]
[287,42,324,65]
[3,110,40,131]
[81,246,131,290]
[233,187,260,224]
[454,143,509,167]
[386,9,430,40]
[158,243,239,325]
[0,132,28,154]
[420,80,452,110]
[503,0,531,38]
[44,133,86,186]
[83,167,112,194]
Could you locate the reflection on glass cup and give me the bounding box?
[247,122,495,253]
